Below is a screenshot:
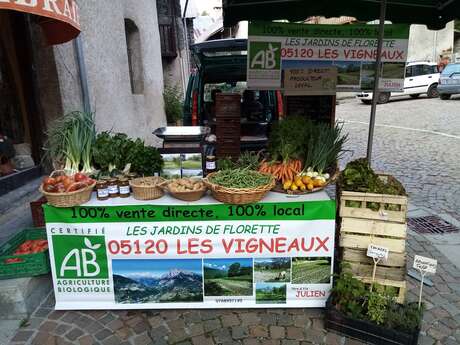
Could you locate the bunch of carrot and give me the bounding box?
[259,159,302,184]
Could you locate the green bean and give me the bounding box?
[209,168,271,189]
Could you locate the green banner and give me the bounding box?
[249,21,410,39]
[43,200,336,223]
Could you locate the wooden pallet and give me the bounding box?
[339,185,408,303]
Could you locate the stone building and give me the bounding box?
[0,0,167,194]
[157,0,195,95]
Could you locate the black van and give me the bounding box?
[183,39,283,150]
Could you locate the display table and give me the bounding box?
[43,191,335,310]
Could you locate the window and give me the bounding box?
[421,65,438,74]
[124,19,144,94]
[405,66,413,78]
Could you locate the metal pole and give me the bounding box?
[366,0,387,164]
[74,35,91,113]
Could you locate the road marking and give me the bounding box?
[339,119,460,140]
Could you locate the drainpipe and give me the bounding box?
[74,35,91,113]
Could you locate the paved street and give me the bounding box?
[6,95,460,345]
[336,95,460,221]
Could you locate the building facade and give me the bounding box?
[0,0,167,194]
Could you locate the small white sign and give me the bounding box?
[413,255,437,274]
[367,244,389,261]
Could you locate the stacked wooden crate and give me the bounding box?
[339,183,408,303]
[215,93,241,159]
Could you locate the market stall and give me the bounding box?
[43,191,335,310]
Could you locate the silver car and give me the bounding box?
[438,63,460,100]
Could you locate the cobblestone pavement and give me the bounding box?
[7,96,460,345]
[8,228,460,345]
[336,95,460,222]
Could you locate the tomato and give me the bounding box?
[43,183,57,193]
[55,183,66,193]
[67,182,86,192]
[55,175,66,183]
[43,177,56,185]
[74,172,88,182]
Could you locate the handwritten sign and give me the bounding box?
[283,67,337,95]
[367,244,389,261]
[413,255,437,274]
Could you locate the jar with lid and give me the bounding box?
[205,155,216,175]
[108,178,119,198]
[96,180,109,201]
[118,177,131,198]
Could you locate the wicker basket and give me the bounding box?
[130,176,165,200]
[204,172,275,204]
[164,181,207,202]
[40,181,96,208]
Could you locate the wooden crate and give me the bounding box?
[339,187,408,303]
[356,276,407,304]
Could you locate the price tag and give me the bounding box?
[367,244,389,261]
[413,255,437,274]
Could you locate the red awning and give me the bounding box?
[0,0,80,45]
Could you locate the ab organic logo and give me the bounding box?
[250,41,281,70]
[53,235,108,279]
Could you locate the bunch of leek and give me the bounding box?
[43,111,95,174]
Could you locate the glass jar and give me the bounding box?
[96,180,109,201]
[108,178,119,198]
[206,155,216,174]
[118,177,130,198]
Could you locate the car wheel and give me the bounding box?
[361,100,372,105]
[440,94,451,100]
[377,92,390,104]
[410,94,420,99]
[427,84,439,98]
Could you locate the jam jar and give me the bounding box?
[108,178,119,198]
[96,180,109,201]
[118,177,131,198]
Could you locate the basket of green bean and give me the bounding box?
[203,168,275,204]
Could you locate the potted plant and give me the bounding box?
[325,269,423,345]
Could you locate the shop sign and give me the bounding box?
[366,244,389,261]
[44,199,336,310]
[248,21,409,92]
[413,255,437,274]
[0,0,80,30]
[284,67,337,95]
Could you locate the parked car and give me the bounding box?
[356,62,440,104]
[437,63,460,100]
[183,39,283,151]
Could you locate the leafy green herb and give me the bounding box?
[340,158,406,195]
[92,132,163,175]
[332,267,423,332]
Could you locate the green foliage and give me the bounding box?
[331,269,367,319]
[268,116,347,172]
[268,116,310,162]
[228,263,241,277]
[163,85,183,124]
[341,158,406,195]
[366,284,395,325]
[43,111,96,173]
[332,268,423,332]
[93,132,163,175]
[385,302,424,333]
